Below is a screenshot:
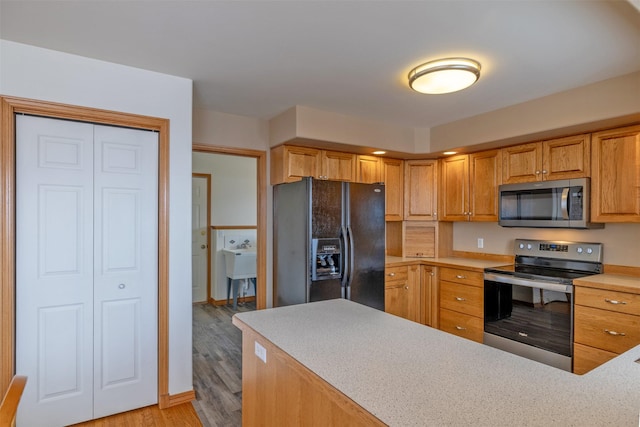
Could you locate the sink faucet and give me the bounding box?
[240,239,251,249]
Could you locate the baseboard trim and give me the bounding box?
[208,296,256,306]
[159,390,196,409]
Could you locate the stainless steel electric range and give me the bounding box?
[483,239,603,371]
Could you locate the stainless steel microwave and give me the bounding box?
[498,178,603,229]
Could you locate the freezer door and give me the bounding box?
[310,179,345,301]
[345,182,385,310]
[311,179,343,238]
[273,179,310,306]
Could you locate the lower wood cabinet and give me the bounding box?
[385,265,420,323]
[438,267,484,343]
[384,263,436,326]
[439,308,484,343]
[573,284,640,374]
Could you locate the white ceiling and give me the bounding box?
[1,1,639,130]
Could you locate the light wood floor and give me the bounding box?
[69,301,254,427]
[69,403,202,427]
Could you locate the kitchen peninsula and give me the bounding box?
[233,299,640,426]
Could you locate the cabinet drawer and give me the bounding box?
[439,268,483,287]
[573,342,618,375]
[575,286,640,316]
[439,308,483,343]
[440,281,483,318]
[574,305,640,354]
[385,266,408,282]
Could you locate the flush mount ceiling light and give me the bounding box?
[408,58,481,94]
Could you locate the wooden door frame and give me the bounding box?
[192,173,212,302]
[192,144,267,310]
[0,96,172,407]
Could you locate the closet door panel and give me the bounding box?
[92,125,158,417]
[16,115,95,426]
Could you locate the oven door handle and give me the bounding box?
[484,273,573,294]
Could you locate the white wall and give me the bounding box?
[192,152,257,226]
[0,40,194,396]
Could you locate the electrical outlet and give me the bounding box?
[255,341,267,363]
[477,238,484,249]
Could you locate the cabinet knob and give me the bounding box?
[433,212,437,217]
[542,170,548,174]
[535,170,541,175]
[388,272,396,277]
[604,298,627,305]
[455,297,466,301]
[455,325,466,331]
[456,275,466,279]
[604,329,626,337]
[118,283,126,289]
[405,286,409,290]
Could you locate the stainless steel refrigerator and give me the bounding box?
[273,177,385,310]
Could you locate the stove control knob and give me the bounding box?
[577,247,584,254]
[526,244,532,250]
[586,247,593,254]
[519,243,525,249]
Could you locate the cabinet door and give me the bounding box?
[385,282,421,323]
[591,125,640,223]
[355,155,381,183]
[382,158,404,221]
[542,134,591,180]
[439,309,484,343]
[469,150,501,222]
[439,155,469,221]
[502,142,543,184]
[271,145,320,183]
[404,160,438,221]
[574,305,640,354]
[421,266,437,327]
[385,265,420,323]
[573,343,618,375]
[321,150,355,181]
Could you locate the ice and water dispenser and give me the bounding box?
[311,238,342,281]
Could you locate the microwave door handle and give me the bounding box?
[561,187,570,219]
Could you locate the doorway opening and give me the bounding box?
[191,144,266,310]
[190,144,266,424]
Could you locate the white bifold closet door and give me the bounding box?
[15,115,158,426]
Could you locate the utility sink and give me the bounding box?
[222,249,257,279]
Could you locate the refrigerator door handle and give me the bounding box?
[346,225,355,300]
[340,225,349,297]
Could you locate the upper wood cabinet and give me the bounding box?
[590,124,640,223]
[502,134,591,184]
[271,145,355,184]
[440,150,501,222]
[382,158,404,221]
[322,150,356,181]
[439,155,469,221]
[404,160,438,221]
[355,155,382,183]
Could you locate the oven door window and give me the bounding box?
[484,280,572,357]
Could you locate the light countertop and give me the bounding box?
[386,255,509,271]
[234,299,640,426]
[574,273,640,294]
